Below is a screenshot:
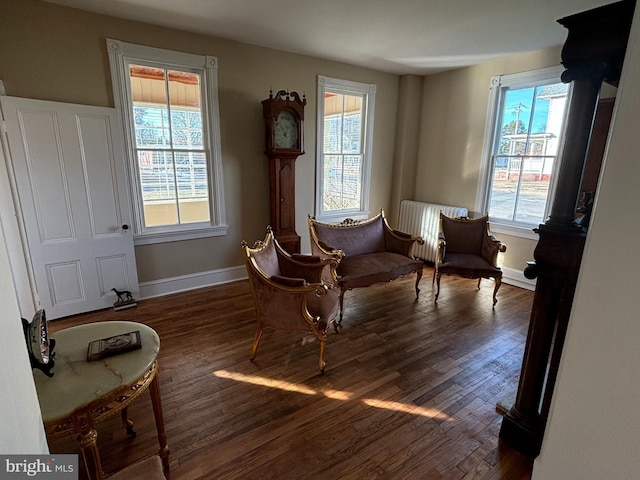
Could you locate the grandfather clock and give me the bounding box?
[262,90,306,253]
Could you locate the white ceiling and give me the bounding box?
[44,0,613,75]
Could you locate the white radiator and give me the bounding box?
[398,200,468,263]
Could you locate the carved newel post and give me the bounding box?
[499,0,635,457]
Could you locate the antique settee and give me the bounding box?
[308,209,424,325]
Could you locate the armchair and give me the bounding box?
[434,214,506,305]
[242,227,341,373]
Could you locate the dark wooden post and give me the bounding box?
[499,0,635,457]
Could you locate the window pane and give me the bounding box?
[322,154,362,212]
[133,105,170,149]
[168,70,203,150]
[323,155,343,211]
[516,173,550,224]
[176,151,210,224]
[138,150,178,227]
[489,156,517,221]
[323,116,342,153]
[130,66,170,149]
[343,111,362,154]
[138,150,175,202]
[175,152,208,199]
[342,155,362,209]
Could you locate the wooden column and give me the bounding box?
[499,0,635,457]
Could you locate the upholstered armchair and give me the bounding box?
[434,213,506,305]
[242,227,341,373]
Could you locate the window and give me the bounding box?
[107,39,226,244]
[316,76,375,221]
[476,66,572,237]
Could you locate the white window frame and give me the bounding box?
[475,66,572,240]
[107,39,226,245]
[316,75,375,222]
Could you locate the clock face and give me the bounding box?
[275,111,298,149]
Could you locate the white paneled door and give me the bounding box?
[1,97,139,319]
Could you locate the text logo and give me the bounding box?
[1,455,78,479]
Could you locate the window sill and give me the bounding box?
[133,224,228,246]
[488,221,540,241]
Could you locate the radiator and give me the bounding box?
[398,200,468,263]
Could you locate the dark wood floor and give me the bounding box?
[48,266,534,479]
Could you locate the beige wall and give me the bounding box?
[414,46,566,272]
[0,0,398,282]
[390,75,423,221]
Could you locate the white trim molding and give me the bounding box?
[315,75,376,222]
[138,265,247,299]
[107,38,227,244]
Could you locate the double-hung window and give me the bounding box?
[476,66,572,237]
[107,39,226,245]
[316,76,375,221]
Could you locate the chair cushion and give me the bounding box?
[338,252,423,290]
[439,252,501,278]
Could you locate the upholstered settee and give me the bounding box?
[308,209,424,325]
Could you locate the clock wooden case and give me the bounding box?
[262,90,306,253]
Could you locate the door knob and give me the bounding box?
[122,224,129,230]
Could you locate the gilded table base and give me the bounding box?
[44,362,169,479]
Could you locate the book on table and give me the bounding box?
[87,330,142,361]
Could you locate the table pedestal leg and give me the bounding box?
[149,372,170,470]
[77,427,104,480]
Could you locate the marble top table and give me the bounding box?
[33,321,169,480]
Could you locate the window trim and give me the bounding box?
[107,38,227,245]
[475,65,572,237]
[315,75,376,222]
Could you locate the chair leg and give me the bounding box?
[492,277,502,306]
[338,290,345,325]
[435,273,441,303]
[415,267,423,298]
[318,335,327,374]
[250,327,263,361]
[477,278,482,289]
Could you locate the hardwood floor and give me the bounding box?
[47,266,534,479]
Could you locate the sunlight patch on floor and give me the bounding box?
[213,369,450,420]
[213,369,316,395]
[362,398,451,420]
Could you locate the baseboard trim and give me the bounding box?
[139,265,247,299]
[501,266,536,291]
[138,263,534,299]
